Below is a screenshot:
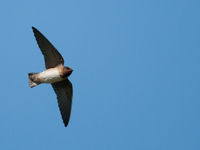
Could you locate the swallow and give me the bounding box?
[28,27,73,127]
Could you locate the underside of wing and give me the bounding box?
[52,79,73,127]
[32,27,64,69]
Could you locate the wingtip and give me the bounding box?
[32,26,38,32]
[64,121,69,127]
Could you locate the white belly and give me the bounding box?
[39,68,63,83]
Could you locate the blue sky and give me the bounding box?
[0,0,200,149]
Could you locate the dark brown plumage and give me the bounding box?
[30,27,73,127]
[52,80,73,127]
[32,27,64,69]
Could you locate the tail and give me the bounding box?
[28,73,40,88]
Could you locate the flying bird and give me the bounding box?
[28,27,73,127]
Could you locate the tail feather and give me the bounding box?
[28,73,40,88]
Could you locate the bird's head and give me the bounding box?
[62,66,73,78]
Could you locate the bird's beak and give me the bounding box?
[68,68,73,75]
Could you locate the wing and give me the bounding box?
[52,79,73,127]
[32,27,64,69]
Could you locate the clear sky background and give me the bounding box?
[0,0,199,149]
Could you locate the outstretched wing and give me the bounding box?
[52,79,73,127]
[32,27,64,69]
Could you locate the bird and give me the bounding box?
[28,27,73,127]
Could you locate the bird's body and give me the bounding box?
[28,27,73,127]
[29,64,72,87]
[39,67,63,83]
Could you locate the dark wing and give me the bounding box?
[52,79,73,127]
[32,27,64,69]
